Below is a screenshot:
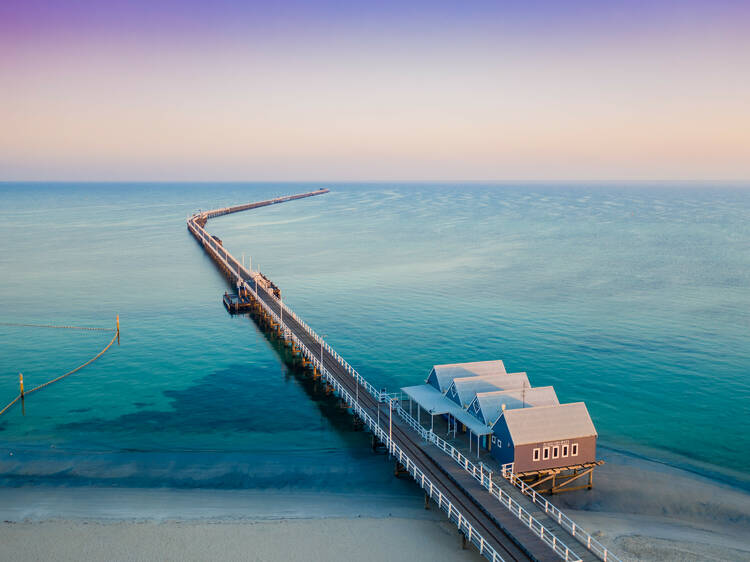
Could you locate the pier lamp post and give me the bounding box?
[389,396,393,457]
[378,387,385,430]
[320,334,327,375]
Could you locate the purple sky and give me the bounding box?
[2,0,749,180]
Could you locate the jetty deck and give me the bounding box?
[187,190,618,562]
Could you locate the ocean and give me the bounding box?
[1,182,749,501]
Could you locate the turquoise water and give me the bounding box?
[1,182,749,494]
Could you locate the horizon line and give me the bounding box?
[1,179,749,185]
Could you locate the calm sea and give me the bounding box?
[1,182,749,495]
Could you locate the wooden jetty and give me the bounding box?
[187,190,619,562]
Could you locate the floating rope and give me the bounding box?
[0,317,120,418]
[0,395,20,417]
[0,322,113,331]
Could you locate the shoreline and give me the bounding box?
[0,506,748,562]
[0,445,748,561]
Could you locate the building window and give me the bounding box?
[562,445,569,457]
[552,446,559,459]
[533,448,540,461]
[491,436,497,445]
[543,447,550,460]
[572,443,578,456]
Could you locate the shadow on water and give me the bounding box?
[22,307,416,492]
[241,309,373,441]
[55,311,372,446]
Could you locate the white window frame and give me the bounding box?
[533,448,540,461]
[572,443,578,456]
[542,447,550,460]
[562,445,569,457]
[552,446,559,459]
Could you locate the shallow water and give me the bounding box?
[1,182,749,497]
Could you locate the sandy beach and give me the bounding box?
[0,518,483,562]
[0,486,486,561]
[553,447,750,561]
[2,448,750,562]
[1,508,749,562]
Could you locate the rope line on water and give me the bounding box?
[0,318,119,418]
[0,322,114,332]
[0,395,20,417]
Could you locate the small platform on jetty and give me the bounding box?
[222,291,253,314]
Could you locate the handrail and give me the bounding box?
[391,400,582,561]
[499,465,615,562]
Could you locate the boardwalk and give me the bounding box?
[187,190,617,562]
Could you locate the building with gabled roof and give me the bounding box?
[490,402,597,472]
[403,359,601,484]
[467,386,559,426]
[445,373,529,409]
[425,360,506,393]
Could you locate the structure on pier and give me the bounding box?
[446,373,530,408]
[223,291,253,313]
[467,386,559,426]
[492,402,597,469]
[426,360,507,393]
[404,360,602,493]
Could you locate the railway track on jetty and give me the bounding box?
[187,189,615,562]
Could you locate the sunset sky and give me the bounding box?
[1,0,749,181]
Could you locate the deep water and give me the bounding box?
[1,182,749,496]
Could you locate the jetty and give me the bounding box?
[187,189,618,562]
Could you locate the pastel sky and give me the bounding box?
[1,0,749,181]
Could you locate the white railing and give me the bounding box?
[189,207,618,562]
[499,464,615,562]
[390,400,583,561]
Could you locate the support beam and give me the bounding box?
[528,472,558,490]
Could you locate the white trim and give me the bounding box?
[572,443,579,456]
[533,447,540,461]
